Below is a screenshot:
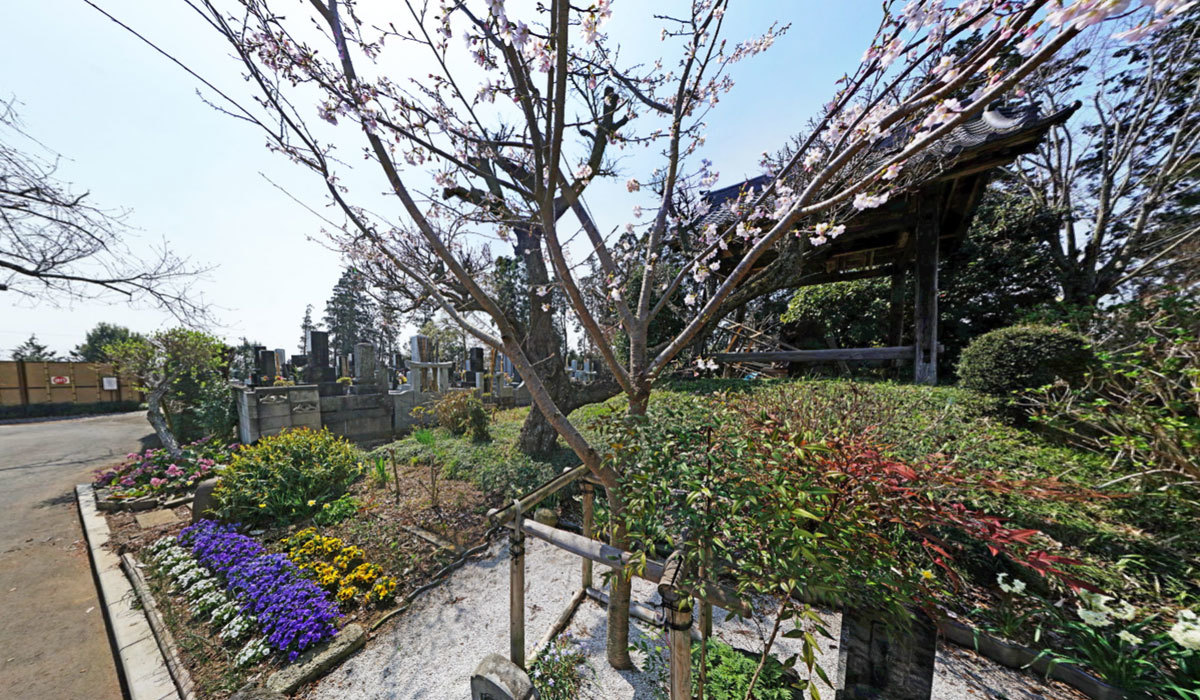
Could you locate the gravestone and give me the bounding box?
[470,654,534,700]
[354,343,376,386]
[257,349,278,385]
[306,330,332,381]
[834,606,936,699]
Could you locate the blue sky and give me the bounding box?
[3,0,878,357]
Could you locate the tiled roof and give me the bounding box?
[695,102,1074,231]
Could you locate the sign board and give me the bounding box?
[50,375,71,385]
[102,376,119,391]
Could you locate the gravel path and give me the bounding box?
[306,537,582,700]
[306,536,1086,700]
[566,576,1086,699]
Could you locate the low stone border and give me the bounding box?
[94,487,195,513]
[76,483,180,700]
[121,554,198,700]
[265,624,366,694]
[938,617,1127,700]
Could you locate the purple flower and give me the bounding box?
[178,521,339,660]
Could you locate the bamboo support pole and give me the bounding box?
[487,463,590,525]
[580,482,594,590]
[659,551,693,700]
[509,500,526,668]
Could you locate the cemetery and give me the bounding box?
[4,1,1198,700]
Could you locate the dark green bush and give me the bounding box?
[433,391,490,441]
[957,324,1092,396]
[214,428,363,527]
[0,400,142,420]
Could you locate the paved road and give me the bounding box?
[0,412,155,700]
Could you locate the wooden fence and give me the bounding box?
[0,361,141,406]
[486,464,748,700]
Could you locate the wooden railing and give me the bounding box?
[489,465,747,700]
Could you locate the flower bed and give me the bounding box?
[280,528,399,609]
[94,437,231,500]
[173,520,340,661]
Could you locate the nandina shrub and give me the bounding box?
[433,391,490,442]
[213,428,363,527]
[93,436,229,498]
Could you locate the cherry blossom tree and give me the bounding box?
[97,0,1189,668]
[0,99,208,321]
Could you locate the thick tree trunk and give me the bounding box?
[146,386,181,458]
[515,227,571,456]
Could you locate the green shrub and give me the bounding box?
[214,428,363,527]
[957,324,1092,396]
[634,634,795,700]
[0,400,142,420]
[433,391,490,441]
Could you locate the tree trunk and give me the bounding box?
[516,227,571,456]
[605,507,635,669]
[146,386,181,458]
[601,386,650,669]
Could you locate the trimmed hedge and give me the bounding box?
[957,324,1092,396]
[0,400,142,420]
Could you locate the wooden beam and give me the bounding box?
[714,346,916,363]
[517,518,751,616]
[487,463,590,525]
[914,195,941,385]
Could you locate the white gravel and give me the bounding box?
[305,537,1086,700]
[304,537,582,700]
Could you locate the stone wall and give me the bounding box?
[319,393,394,446]
[236,385,322,444]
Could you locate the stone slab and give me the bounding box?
[135,510,180,529]
[264,623,365,694]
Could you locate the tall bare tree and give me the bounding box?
[1010,10,1200,304]
[0,99,208,320]
[95,0,1188,667]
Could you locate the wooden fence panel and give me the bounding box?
[0,361,140,406]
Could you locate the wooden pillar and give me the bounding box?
[913,197,940,385]
[16,360,29,406]
[659,551,693,700]
[699,544,713,640]
[580,483,594,590]
[509,501,526,668]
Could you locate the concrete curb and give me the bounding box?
[77,483,180,700]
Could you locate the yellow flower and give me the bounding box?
[323,503,331,509]
[307,499,317,507]
[258,503,266,509]
[920,569,935,581]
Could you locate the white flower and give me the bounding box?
[802,150,821,170]
[1169,610,1200,650]
[853,191,889,210]
[882,163,903,181]
[575,164,593,180]
[1077,607,1113,628]
[708,261,721,272]
[541,304,550,313]
[1111,601,1137,621]
[684,293,697,306]
[996,573,1026,595]
[626,178,640,192]
[1117,630,1142,646]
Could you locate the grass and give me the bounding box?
[369,407,581,505]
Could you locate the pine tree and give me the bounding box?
[11,334,61,361]
[71,323,140,362]
[322,268,378,358]
[298,304,316,354]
